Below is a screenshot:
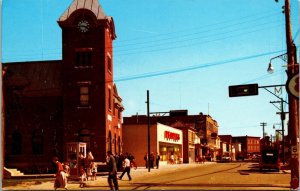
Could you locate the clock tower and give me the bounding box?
[57,0,122,162]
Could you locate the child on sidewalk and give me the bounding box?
[79,166,87,188]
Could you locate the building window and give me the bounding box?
[118,109,121,120]
[113,99,116,116]
[75,48,93,67]
[114,134,117,154]
[108,131,112,152]
[107,55,112,73]
[80,86,89,106]
[118,136,121,154]
[108,88,112,110]
[78,82,91,107]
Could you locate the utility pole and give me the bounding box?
[270,98,286,164]
[146,90,150,172]
[283,0,299,189]
[279,98,285,164]
[260,122,267,138]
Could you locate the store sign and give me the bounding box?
[164,131,180,142]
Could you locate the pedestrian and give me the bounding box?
[128,153,137,170]
[118,156,132,181]
[156,152,160,169]
[106,151,119,190]
[91,161,97,181]
[63,162,70,178]
[144,153,148,168]
[150,152,154,168]
[170,153,175,164]
[79,166,87,188]
[85,150,94,180]
[117,153,124,171]
[52,156,68,190]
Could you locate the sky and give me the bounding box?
[1,0,299,138]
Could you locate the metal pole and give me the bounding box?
[280,98,285,164]
[284,0,299,189]
[147,90,150,172]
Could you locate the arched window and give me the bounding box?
[114,134,117,154]
[118,136,121,154]
[108,131,112,152]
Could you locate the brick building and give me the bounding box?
[219,135,234,160]
[3,0,123,173]
[232,136,261,159]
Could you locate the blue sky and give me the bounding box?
[2,0,299,137]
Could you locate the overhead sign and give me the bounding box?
[286,73,299,99]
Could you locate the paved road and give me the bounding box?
[2,162,290,190]
[128,162,290,190]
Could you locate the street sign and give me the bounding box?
[291,145,298,154]
[228,84,259,97]
[286,73,299,99]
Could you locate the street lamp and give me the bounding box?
[267,53,287,74]
[267,63,274,74]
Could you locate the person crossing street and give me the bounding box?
[118,156,132,181]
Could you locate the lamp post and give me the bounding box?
[267,53,287,74]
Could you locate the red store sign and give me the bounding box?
[164,131,180,142]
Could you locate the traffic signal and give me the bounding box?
[228,83,259,97]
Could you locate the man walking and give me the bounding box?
[156,152,160,169]
[118,156,132,181]
[106,151,119,190]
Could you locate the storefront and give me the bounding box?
[157,124,183,165]
[122,122,183,167]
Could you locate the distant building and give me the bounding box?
[3,0,123,173]
[123,110,219,165]
[232,136,261,158]
[219,135,234,160]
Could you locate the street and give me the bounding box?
[2,162,290,190]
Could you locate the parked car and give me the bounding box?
[236,155,244,161]
[221,156,231,162]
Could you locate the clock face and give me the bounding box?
[77,20,89,33]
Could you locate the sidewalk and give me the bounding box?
[2,162,215,190]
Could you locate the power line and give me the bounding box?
[114,22,284,56]
[115,12,282,48]
[117,10,281,43]
[114,49,285,82]
[2,9,286,62]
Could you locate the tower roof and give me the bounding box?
[58,0,106,22]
